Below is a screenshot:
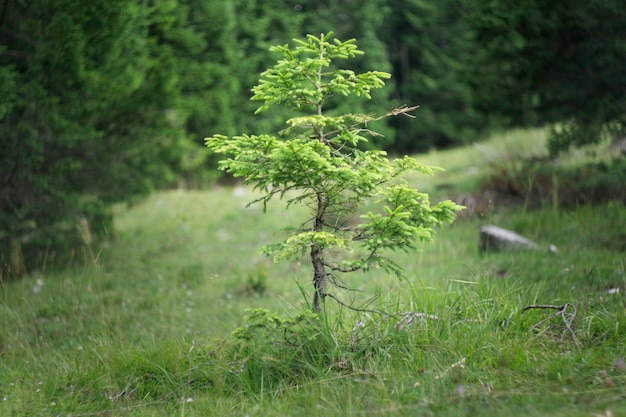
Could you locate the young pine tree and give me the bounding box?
[206,33,463,312]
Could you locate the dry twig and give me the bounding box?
[523,303,580,348]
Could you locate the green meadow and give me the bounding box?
[1,130,625,416]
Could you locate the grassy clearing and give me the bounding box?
[403,128,551,194]
[1,130,625,416]
[408,128,623,202]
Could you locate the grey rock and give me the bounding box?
[611,135,626,155]
[479,225,539,253]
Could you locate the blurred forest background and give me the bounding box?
[1,0,625,276]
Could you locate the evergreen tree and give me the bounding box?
[207,34,461,312]
[467,0,626,154]
[175,0,241,139]
[0,0,197,275]
[230,0,305,135]
[383,0,490,152]
[220,0,396,149]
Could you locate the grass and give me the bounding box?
[408,127,622,200]
[1,129,625,416]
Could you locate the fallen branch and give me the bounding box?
[523,303,580,348]
[393,312,439,331]
[436,357,466,380]
[348,310,439,350]
[350,320,365,350]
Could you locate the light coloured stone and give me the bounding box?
[479,225,539,252]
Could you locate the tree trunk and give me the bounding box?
[311,192,327,313]
[10,239,25,278]
[311,244,327,313]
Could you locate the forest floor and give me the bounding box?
[1,129,625,416]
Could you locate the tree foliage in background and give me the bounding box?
[467,0,626,155]
[207,34,462,312]
[383,0,491,152]
[3,0,622,277]
[0,0,202,275]
[228,1,304,136]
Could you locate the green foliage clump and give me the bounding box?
[0,0,206,276]
[482,155,626,209]
[383,0,492,152]
[226,308,333,392]
[467,0,626,154]
[207,33,463,311]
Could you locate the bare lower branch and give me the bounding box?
[322,261,362,273]
[326,272,363,292]
[325,293,384,315]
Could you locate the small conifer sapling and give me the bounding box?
[206,33,463,312]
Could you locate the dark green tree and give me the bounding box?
[176,0,249,140]
[226,0,314,138]
[0,0,199,276]
[383,0,490,153]
[467,0,626,154]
